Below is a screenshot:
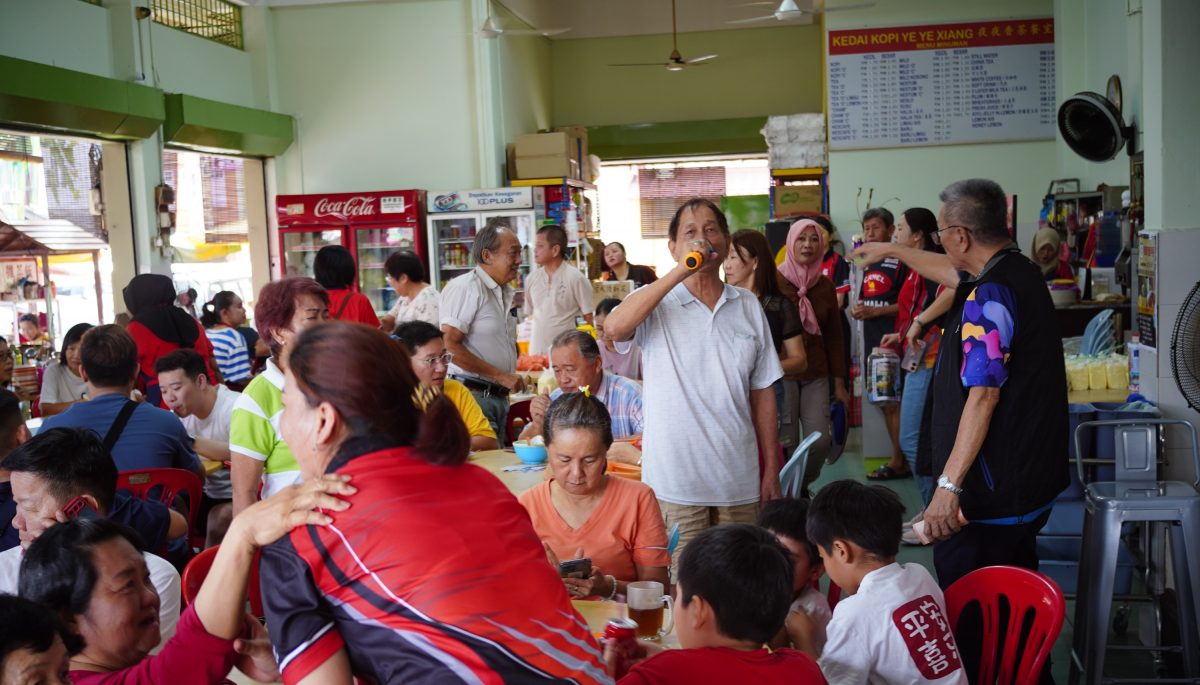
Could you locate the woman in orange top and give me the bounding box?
[519,392,670,599]
[313,245,380,328]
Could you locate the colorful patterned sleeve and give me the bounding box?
[960,282,1017,388]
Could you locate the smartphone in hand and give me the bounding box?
[559,558,592,579]
[61,496,101,521]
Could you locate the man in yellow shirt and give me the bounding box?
[393,321,499,451]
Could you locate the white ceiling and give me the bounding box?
[496,0,817,39]
[245,0,827,38]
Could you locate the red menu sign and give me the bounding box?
[830,18,1055,55]
[276,190,422,226]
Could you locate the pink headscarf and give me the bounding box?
[776,219,825,336]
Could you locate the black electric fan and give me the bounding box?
[1170,280,1200,413]
[1058,75,1135,162]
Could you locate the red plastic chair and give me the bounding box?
[506,399,532,445]
[181,545,265,619]
[117,468,204,551]
[944,566,1065,685]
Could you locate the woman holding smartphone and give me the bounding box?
[519,392,670,600]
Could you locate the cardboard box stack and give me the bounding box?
[511,126,590,181]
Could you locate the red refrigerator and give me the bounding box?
[276,190,427,315]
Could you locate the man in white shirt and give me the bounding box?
[0,427,180,651]
[526,224,593,357]
[441,223,527,439]
[603,198,783,576]
[157,348,241,548]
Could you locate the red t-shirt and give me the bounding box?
[326,289,380,327]
[892,269,945,362]
[621,646,827,685]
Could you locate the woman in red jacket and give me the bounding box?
[123,274,216,407]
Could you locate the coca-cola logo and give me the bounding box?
[314,196,376,219]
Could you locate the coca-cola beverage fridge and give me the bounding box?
[276,190,426,315]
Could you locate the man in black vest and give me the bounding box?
[854,178,1069,587]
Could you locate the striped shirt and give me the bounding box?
[260,442,611,685]
[229,360,301,498]
[207,327,252,383]
[550,371,643,440]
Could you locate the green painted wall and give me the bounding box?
[495,3,553,143]
[0,0,114,77]
[1055,0,1142,190]
[151,22,261,109]
[550,24,823,128]
[825,0,1056,239]
[271,0,483,193]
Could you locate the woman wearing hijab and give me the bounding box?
[1031,227,1074,281]
[123,274,217,407]
[777,219,849,494]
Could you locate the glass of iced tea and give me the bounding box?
[626,580,673,640]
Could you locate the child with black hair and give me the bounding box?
[757,498,832,653]
[608,523,826,684]
[806,480,966,685]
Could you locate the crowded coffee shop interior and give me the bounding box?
[1,0,1200,683]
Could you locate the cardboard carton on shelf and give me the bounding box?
[516,155,578,180]
[772,184,823,218]
[514,132,573,179]
[512,129,591,181]
[555,125,590,182]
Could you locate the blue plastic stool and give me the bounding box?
[1069,419,1200,685]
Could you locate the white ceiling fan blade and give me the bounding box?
[496,27,570,36]
[685,54,718,64]
[726,14,779,25]
[609,62,672,67]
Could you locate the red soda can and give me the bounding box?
[604,618,638,643]
[605,618,641,680]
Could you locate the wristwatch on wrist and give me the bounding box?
[937,475,964,495]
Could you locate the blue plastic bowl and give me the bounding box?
[513,442,547,464]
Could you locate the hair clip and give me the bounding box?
[579,385,590,398]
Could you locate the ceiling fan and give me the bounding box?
[727,0,876,25]
[609,0,717,71]
[475,6,569,39]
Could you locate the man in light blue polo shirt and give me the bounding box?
[42,324,201,477]
[604,198,783,576]
[519,330,643,464]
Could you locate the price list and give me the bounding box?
[828,19,1056,150]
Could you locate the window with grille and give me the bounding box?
[0,130,104,239]
[162,149,248,245]
[637,166,728,239]
[151,0,243,49]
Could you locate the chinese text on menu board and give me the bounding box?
[828,19,1056,150]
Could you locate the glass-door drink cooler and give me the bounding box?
[426,188,536,294]
[276,190,427,315]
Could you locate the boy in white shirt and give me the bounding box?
[802,480,968,685]
[757,498,833,654]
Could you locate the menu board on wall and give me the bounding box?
[828,18,1056,150]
